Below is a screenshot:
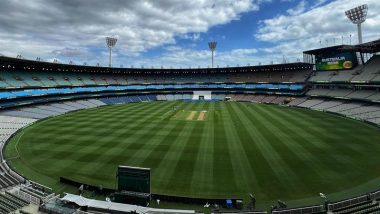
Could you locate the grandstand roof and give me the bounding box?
[303,45,353,55]
[341,39,380,53]
[303,39,380,55]
[0,56,312,74]
[62,193,195,213]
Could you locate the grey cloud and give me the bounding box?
[256,0,380,42]
[0,0,259,66]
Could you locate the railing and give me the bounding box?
[272,205,323,214]
[14,188,41,205]
[327,193,370,211]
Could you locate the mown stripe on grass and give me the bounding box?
[235,103,303,194]
[215,102,257,197]
[250,104,339,192]
[223,103,262,194]
[190,102,215,196]
[115,102,191,169]
[268,106,362,168]
[19,101,176,178]
[211,102,239,197]
[61,101,181,175]
[172,102,206,197]
[226,103,286,199]
[153,103,200,194]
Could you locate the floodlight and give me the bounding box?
[106,37,118,67]
[345,4,368,44]
[208,41,217,68]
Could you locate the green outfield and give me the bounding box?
[4,101,380,207]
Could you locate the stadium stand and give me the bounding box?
[309,100,344,110]
[0,116,36,188]
[309,70,335,83]
[271,205,324,214]
[223,94,291,104]
[297,99,325,108]
[287,97,308,106]
[0,56,312,91]
[289,98,380,125]
[351,55,380,83]
[329,66,363,83]
[307,88,380,102]
[0,40,380,213]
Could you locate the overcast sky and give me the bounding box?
[0,0,379,68]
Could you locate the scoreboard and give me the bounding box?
[113,166,151,206]
[116,165,150,194]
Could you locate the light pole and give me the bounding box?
[345,4,368,44]
[208,41,217,68]
[106,37,118,67]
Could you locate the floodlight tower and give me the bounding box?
[208,41,217,68]
[345,4,368,44]
[106,37,118,67]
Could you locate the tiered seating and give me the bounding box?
[287,97,308,106]
[271,96,287,104]
[261,95,277,103]
[353,110,380,120]
[339,105,380,117]
[9,184,53,205]
[146,95,158,101]
[307,88,330,96]
[250,95,266,102]
[329,67,361,82]
[183,94,192,100]
[367,118,380,125]
[372,73,380,83]
[166,94,175,101]
[0,68,311,90]
[292,97,380,125]
[87,99,107,106]
[289,70,312,82]
[64,101,89,110]
[367,93,380,101]
[297,99,324,108]
[223,94,289,104]
[333,201,380,214]
[308,88,380,102]
[310,100,344,110]
[174,94,183,100]
[309,56,380,83]
[0,108,53,119]
[76,100,100,108]
[347,90,376,100]
[5,192,29,206]
[327,103,363,113]
[326,89,353,98]
[230,94,248,102]
[49,103,79,112]
[156,95,167,101]
[0,116,37,189]
[98,95,162,105]
[351,55,380,83]
[0,99,106,120]
[212,94,225,100]
[228,70,311,83]
[309,71,334,82]
[0,193,28,213]
[332,103,379,125]
[99,96,130,105]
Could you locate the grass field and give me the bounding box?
[4,101,380,208]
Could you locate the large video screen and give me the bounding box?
[316,52,357,71]
[117,165,150,193]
